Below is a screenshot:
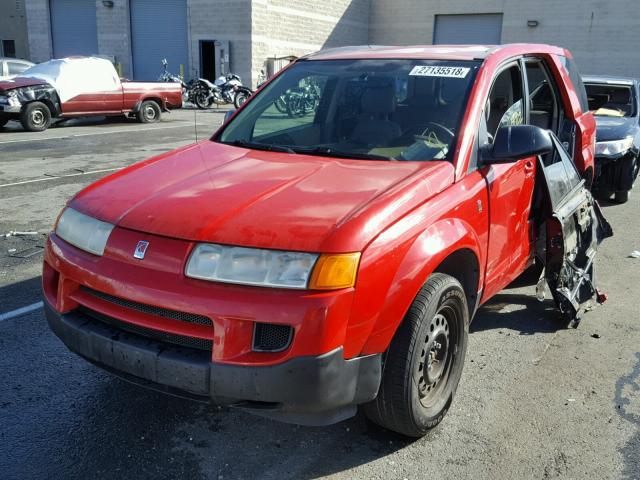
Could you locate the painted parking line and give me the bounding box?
[0,123,207,145]
[0,301,43,322]
[0,167,123,188]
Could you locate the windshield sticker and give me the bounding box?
[409,66,470,78]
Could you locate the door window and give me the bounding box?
[524,60,560,132]
[543,134,583,207]
[485,65,524,140]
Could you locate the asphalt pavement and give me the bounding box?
[0,109,638,479]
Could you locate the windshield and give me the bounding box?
[585,83,637,117]
[216,59,481,162]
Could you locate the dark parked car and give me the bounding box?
[584,75,640,203]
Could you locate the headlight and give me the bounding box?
[595,137,633,156]
[185,244,360,290]
[55,207,114,256]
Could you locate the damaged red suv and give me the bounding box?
[44,44,610,437]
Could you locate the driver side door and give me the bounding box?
[480,61,537,301]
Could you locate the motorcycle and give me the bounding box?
[190,73,252,109]
[273,78,321,117]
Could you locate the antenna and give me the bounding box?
[194,108,198,143]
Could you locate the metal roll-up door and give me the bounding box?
[130,0,189,81]
[50,0,99,58]
[434,14,503,45]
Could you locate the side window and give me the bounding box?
[524,60,560,132]
[543,134,583,207]
[7,61,30,75]
[485,65,524,141]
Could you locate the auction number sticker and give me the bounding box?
[409,66,470,78]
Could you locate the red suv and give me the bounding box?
[43,44,609,437]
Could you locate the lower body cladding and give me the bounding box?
[43,301,381,426]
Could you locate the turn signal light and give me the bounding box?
[308,253,361,290]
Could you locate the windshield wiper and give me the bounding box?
[227,139,296,154]
[291,146,393,161]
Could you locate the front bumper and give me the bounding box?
[594,152,637,192]
[44,299,381,425]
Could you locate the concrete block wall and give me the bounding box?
[95,0,133,78]
[24,0,53,62]
[0,0,30,59]
[369,0,640,77]
[250,0,370,87]
[187,0,253,83]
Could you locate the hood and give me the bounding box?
[0,76,47,92]
[594,115,639,142]
[70,141,454,253]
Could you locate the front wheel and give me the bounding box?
[20,102,52,132]
[136,100,161,123]
[363,273,469,437]
[234,89,250,109]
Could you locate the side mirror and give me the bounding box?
[224,109,235,122]
[482,125,553,164]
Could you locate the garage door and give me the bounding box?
[130,0,189,81]
[434,14,503,45]
[50,0,99,58]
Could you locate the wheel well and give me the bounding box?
[143,97,163,109]
[434,248,480,319]
[22,99,58,117]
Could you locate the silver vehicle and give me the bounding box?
[0,58,35,80]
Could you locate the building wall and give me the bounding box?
[95,0,133,77]
[0,0,30,59]
[250,0,370,87]
[187,0,253,83]
[369,0,640,77]
[24,0,53,62]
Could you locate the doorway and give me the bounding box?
[200,40,216,82]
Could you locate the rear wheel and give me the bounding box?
[20,102,51,132]
[136,100,161,123]
[363,273,469,437]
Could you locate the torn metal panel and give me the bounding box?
[538,133,613,324]
[0,82,61,116]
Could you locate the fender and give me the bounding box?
[344,212,485,358]
[11,83,62,117]
[132,97,167,113]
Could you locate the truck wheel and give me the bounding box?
[614,190,629,203]
[137,100,161,123]
[20,102,51,132]
[363,273,469,437]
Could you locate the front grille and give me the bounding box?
[78,306,213,351]
[252,323,293,352]
[81,286,212,327]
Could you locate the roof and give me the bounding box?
[583,75,638,86]
[302,43,567,62]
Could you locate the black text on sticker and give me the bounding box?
[409,66,470,78]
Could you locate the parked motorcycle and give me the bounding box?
[274,78,321,117]
[190,73,252,109]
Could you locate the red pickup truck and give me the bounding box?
[43,44,611,437]
[0,57,182,131]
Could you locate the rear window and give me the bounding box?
[585,83,636,117]
[558,55,589,113]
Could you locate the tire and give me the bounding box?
[614,189,630,203]
[20,102,51,132]
[136,100,161,123]
[234,90,250,109]
[363,273,469,437]
[193,90,210,109]
[274,95,288,113]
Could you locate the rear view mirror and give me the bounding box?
[482,125,552,164]
[224,109,235,122]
